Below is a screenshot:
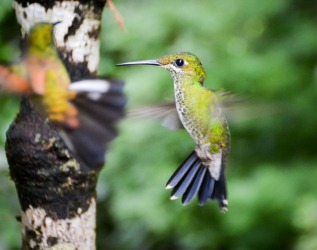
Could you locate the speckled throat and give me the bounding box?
[173,78,205,144]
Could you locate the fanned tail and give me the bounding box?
[166,151,228,211]
[60,79,126,169]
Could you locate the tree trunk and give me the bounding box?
[6,1,107,249]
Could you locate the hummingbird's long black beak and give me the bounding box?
[116,60,160,67]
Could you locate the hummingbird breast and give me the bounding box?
[174,83,208,143]
[28,55,75,126]
[173,79,228,150]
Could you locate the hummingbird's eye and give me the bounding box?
[175,59,185,67]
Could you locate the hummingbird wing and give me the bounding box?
[60,79,126,169]
[0,64,31,94]
[24,56,49,95]
[218,91,282,122]
[129,93,277,128]
[128,102,184,130]
[127,92,243,131]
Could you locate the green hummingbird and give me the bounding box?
[0,22,126,168]
[117,52,230,212]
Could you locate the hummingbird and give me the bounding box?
[0,22,126,168]
[117,52,230,211]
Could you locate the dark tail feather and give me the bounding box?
[211,166,228,210]
[198,172,215,206]
[166,151,197,188]
[182,166,207,205]
[170,160,201,200]
[166,150,228,211]
[60,79,126,170]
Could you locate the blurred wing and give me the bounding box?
[218,92,282,123]
[25,57,47,95]
[128,102,184,130]
[60,79,126,169]
[127,92,278,131]
[217,91,246,107]
[0,64,31,94]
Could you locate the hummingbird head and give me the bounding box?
[28,22,60,51]
[117,52,207,84]
[157,52,207,83]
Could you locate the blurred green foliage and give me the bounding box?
[0,0,316,249]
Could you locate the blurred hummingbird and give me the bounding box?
[117,52,230,211]
[0,22,126,168]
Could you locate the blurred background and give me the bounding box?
[0,0,317,249]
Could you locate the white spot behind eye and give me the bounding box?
[184,60,188,65]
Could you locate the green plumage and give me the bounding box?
[0,22,126,169]
[117,52,230,211]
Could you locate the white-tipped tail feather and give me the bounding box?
[69,79,111,93]
[166,151,228,211]
[60,79,126,169]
